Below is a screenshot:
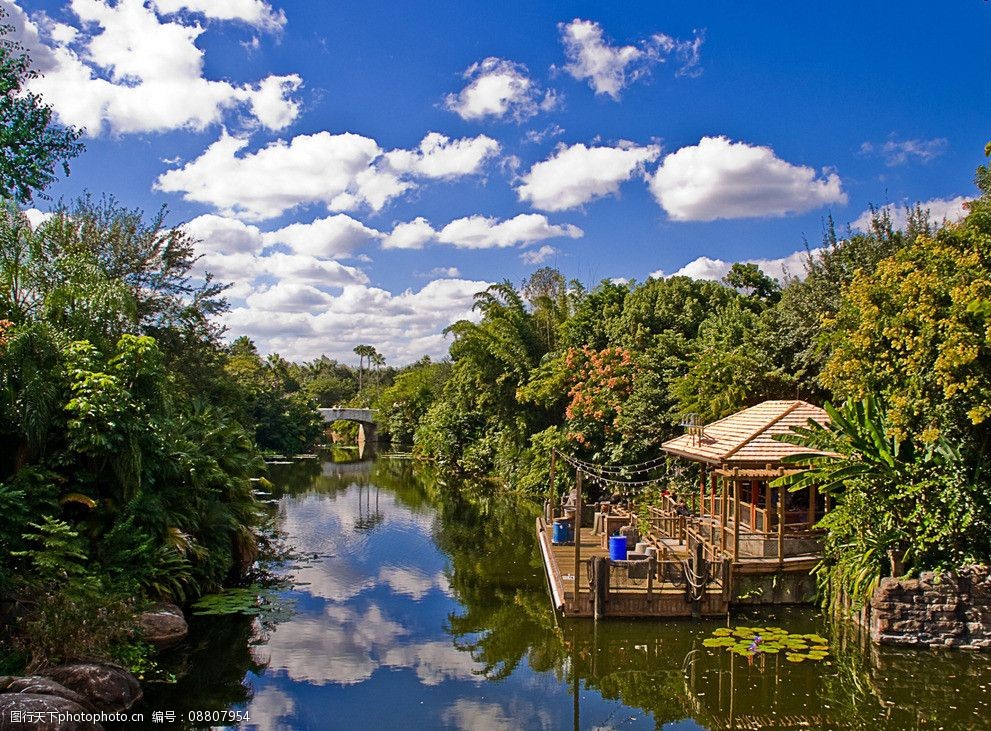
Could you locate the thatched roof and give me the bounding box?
[662,400,829,467]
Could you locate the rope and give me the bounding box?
[555,450,668,475]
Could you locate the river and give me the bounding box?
[142,451,991,730]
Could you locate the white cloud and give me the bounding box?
[2,0,300,136]
[557,18,704,99]
[437,214,581,249]
[851,195,970,232]
[194,251,369,288]
[382,217,436,250]
[859,136,948,167]
[262,214,384,258]
[245,282,336,314]
[649,136,847,221]
[422,266,461,278]
[444,57,558,121]
[523,123,565,145]
[156,130,499,221]
[183,213,264,254]
[520,245,558,264]
[152,0,286,30]
[383,132,500,179]
[651,247,823,283]
[517,141,661,211]
[382,213,582,250]
[220,278,490,363]
[22,208,53,229]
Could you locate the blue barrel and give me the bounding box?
[608,534,627,561]
[553,519,572,544]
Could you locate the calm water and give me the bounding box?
[143,452,991,730]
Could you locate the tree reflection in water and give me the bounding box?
[143,454,991,730]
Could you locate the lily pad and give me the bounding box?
[704,625,831,662]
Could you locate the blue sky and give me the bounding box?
[5,0,989,363]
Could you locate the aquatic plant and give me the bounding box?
[702,626,830,663]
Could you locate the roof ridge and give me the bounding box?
[720,400,803,461]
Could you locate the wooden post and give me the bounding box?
[764,480,772,534]
[698,467,705,517]
[647,555,655,601]
[574,470,583,605]
[807,481,815,528]
[733,470,741,560]
[720,473,728,555]
[778,484,786,568]
[592,555,606,621]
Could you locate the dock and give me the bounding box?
[536,515,730,618]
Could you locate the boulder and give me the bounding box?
[2,677,95,712]
[137,602,188,649]
[41,664,141,713]
[0,693,103,730]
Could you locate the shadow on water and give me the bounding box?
[139,452,991,730]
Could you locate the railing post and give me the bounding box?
[592,555,606,621]
[647,556,655,600]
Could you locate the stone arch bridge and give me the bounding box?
[319,407,377,447]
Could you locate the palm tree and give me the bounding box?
[353,344,375,395]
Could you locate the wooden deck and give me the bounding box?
[537,517,729,618]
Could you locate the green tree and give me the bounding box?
[0,12,83,202]
[821,149,991,443]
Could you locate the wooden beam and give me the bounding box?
[778,484,786,568]
[807,481,815,527]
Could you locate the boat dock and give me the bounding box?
[536,514,730,619]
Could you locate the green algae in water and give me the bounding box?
[706,625,830,662]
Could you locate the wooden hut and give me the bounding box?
[661,400,830,567]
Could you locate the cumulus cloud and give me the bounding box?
[222,277,491,363]
[383,132,500,179]
[2,0,300,136]
[517,141,660,211]
[152,0,286,30]
[520,245,558,264]
[851,195,970,233]
[651,248,822,283]
[649,136,847,221]
[859,136,948,167]
[444,57,558,121]
[156,130,500,221]
[183,214,264,254]
[21,208,53,229]
[557,18,704,99]
[262,214,385,258]
[382,213,582,250]
[194,251,369,288]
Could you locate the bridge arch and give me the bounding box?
[319,407,378,449]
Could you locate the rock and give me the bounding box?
[41,664,141,713]
[137,602,188,649]
[2,677,95,712]
[0,693,103,730]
